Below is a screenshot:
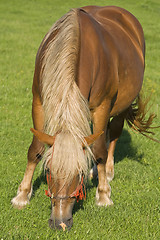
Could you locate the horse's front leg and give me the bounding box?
[92,100,113,206]
[11,93,45,209]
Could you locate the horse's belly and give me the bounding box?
[110,75,143,117]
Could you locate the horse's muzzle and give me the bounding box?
[48,217,73,230]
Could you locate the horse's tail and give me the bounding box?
[125,94,160,143]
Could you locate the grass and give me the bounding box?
[0,0,160,239]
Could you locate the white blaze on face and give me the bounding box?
[59,199,63,220]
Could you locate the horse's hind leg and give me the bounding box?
[106,114,124,182]
[90,113,125,184]
[11,93,45,209]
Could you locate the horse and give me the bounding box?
[11,6,156,230]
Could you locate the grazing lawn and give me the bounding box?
[0,0,159,239]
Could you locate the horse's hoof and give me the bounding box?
[11,193,29,209]
[96,198,113,207]
[11,186,32,209]
[96,187,113,207]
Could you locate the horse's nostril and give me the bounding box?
[67,217,73,227]
[63,217,73,230]
[48,218,55,229]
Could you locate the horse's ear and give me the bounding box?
[30,128,56,146]
[83,131,104,147]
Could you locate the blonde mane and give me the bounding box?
[40,9,93,181]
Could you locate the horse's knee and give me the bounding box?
[28,137,44,162]
[92,137,108,162]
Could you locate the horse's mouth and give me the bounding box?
[59,222,67,231]
[48,218,73,230]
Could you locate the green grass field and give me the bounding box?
[0,0,160,239]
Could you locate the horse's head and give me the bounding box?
[46,172,84,230]
[31,128,103,230]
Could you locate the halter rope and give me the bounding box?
[45,172,86,202]
[45,145,86,202]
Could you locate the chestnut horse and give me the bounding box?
[11,6,156,230]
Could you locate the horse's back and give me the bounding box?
[81,6,145,52]
[78,6,145,116]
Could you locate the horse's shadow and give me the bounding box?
[114,129,144,164]
[33,171,46,193]
[32,129,144,213]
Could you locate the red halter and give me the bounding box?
[45,171,86,202]
[45,142,86,202]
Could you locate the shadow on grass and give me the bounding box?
[33,171,46,193]
[114,129,144,164]
[72,198,85,215]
